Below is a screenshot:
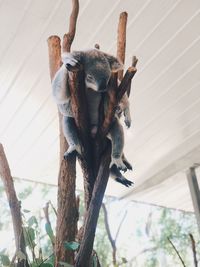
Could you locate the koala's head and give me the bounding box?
[63,49,123,92]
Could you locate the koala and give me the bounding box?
[52,49,132,172]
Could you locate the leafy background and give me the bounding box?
[0,179,199,267]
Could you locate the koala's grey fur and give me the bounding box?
[52,49,132,185]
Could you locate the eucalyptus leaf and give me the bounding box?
[45,222,55,243]
[28,216,38,227]
[121,257,128,263]
[0,254,10,266]
[64,241,79,251]
[23,209,31,213]
[39,263,53,267]
[92,255,98,267]
[23,227,36,248]
[59,261,74,267]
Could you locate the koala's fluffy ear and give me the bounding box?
[103,53,123,72]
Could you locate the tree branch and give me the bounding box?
[102,203,117,265]
[114,210,127,243]
[68,70,95,210]
[126,56,138,97]
[117,66,137,101]
[117,12,128,81]
[63,0,79,53]
[167,237,186,267]
[47,34,78,267]
[189,233,198,267]
[75,146,111,267]
[0,144,29,267]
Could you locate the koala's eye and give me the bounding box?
[86,75,94,81]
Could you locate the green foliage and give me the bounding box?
[38,263,54,267]
[92,254,98,267]
[23,226,36,248]
[59,261,74,267]
[45,222,55,244]
[64,241,80,251]
[28,216,38,227]
[0,179,200,267]
[18,186,34,200]
[0,253,10,266]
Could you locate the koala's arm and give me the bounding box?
[52,65,70,104]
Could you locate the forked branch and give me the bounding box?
[63,0,79,52]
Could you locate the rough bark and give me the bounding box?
[47,4,138,266]
[75,146,111,267]
[117,12,128,81]
[68,70,95,210]
[117,66,137,100]
[47,35,78,266]
[74,11,138,265]
[0,144,29,267]
[63,0,79,53]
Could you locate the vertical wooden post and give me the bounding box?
[186,167,200,234]
[47,36,78,266]
[117,12,128,81]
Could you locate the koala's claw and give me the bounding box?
[115,177,134,187]
[63,145,81,159]
[124,118,131,128]
[124,108,131,128]
[64,150,77,159]
[65,58,80,71]
[110,157,127,172]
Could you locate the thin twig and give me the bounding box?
[115,210,127,242]
[189,233,198,267]
[102,203,116,255]
[167,237,186,267]
[49,200,57,217]
[129,247,157,263]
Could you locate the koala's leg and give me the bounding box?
[108,118,127,171]
[62,116,81,159]
[110,165,133,187]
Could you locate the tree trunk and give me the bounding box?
[0,144,29,267]
[47,35,78,266]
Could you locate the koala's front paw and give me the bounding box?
[63,145,81,159]
[110,157,127,172]
[65,58,80,71]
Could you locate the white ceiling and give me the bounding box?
[0,0,200,212]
